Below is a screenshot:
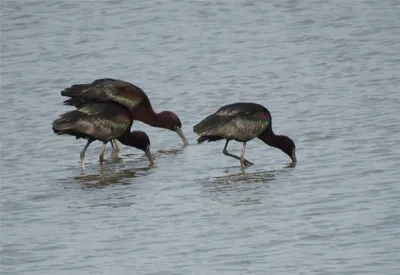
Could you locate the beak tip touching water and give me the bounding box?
[146,147,154,167]
[176,127,189,146]
[291,152,297,163]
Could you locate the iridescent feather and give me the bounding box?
[193,102,296,168]
[194,103,271,142]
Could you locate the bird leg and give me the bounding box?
[80,140,94,171]
[222,140,253,168]
[111,139,120,152]
[240,142,254,168]
[99,142,107,162]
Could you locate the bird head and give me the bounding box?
[129,131,154,167]
[279,135,297,162]
[158,111,188,146]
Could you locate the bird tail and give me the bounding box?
[194,114,220,134]
[197,135,223,143]
[197,136,208,143]
[194,114,228,144]
[193,112,232,135]
[52,111,84,134]
[63,98,87,107]
[61,84,93,96]
[61,84,111,105]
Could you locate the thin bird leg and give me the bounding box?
[114,139,120,152]
[99,142,107,162]
[111,139,120,152]
[110,140,120,159]
[80,140,94,171]
[240,142,254,168]
[222,140,253,167]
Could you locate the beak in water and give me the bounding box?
[146,146,154,167]
[175,126,189,146]
[291,151,297,163]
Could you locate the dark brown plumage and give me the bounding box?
[60,78,188,152]
[193,102,296,168]
[52,102,154,171]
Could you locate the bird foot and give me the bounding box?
[111,140,120,152]
[241,159,254,168]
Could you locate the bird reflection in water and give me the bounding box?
[63,155,152,188]
[201,165,295,206]
[74,165,154,189]
[75,169,137,189]
[157,147,184,155]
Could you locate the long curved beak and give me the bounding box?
[175,126,189,146]
[291,152,297,163]
[145,146,154,167]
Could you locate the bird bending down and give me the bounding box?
[193,102,296,169]
[60,78,188,153]
[52,102,154,171]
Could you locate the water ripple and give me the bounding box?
[1,0,400,274]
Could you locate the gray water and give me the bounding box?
[1,0,400,274]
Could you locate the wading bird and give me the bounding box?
[60,78,188,152]
[52,102,154,171]
[193,102,296,168]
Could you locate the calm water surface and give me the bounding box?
[1,0,400,274]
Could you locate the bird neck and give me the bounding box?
[143,110,171,129]
[116,131,142,150]
[150,112,167,128]
[116,131,132,146]
[132,104,166,129]
[259,130,285,151]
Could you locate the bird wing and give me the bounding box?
[215,102,269,116]
[61,79,145,111]
[77,102,131,119]
[232,113,270,140]
[194,104,271,140]
[53,103,132,141]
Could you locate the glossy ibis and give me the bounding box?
[193,102,296,168]
[52,102,154,170]
[60,78,188,152]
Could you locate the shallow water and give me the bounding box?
[1,0,400,274]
